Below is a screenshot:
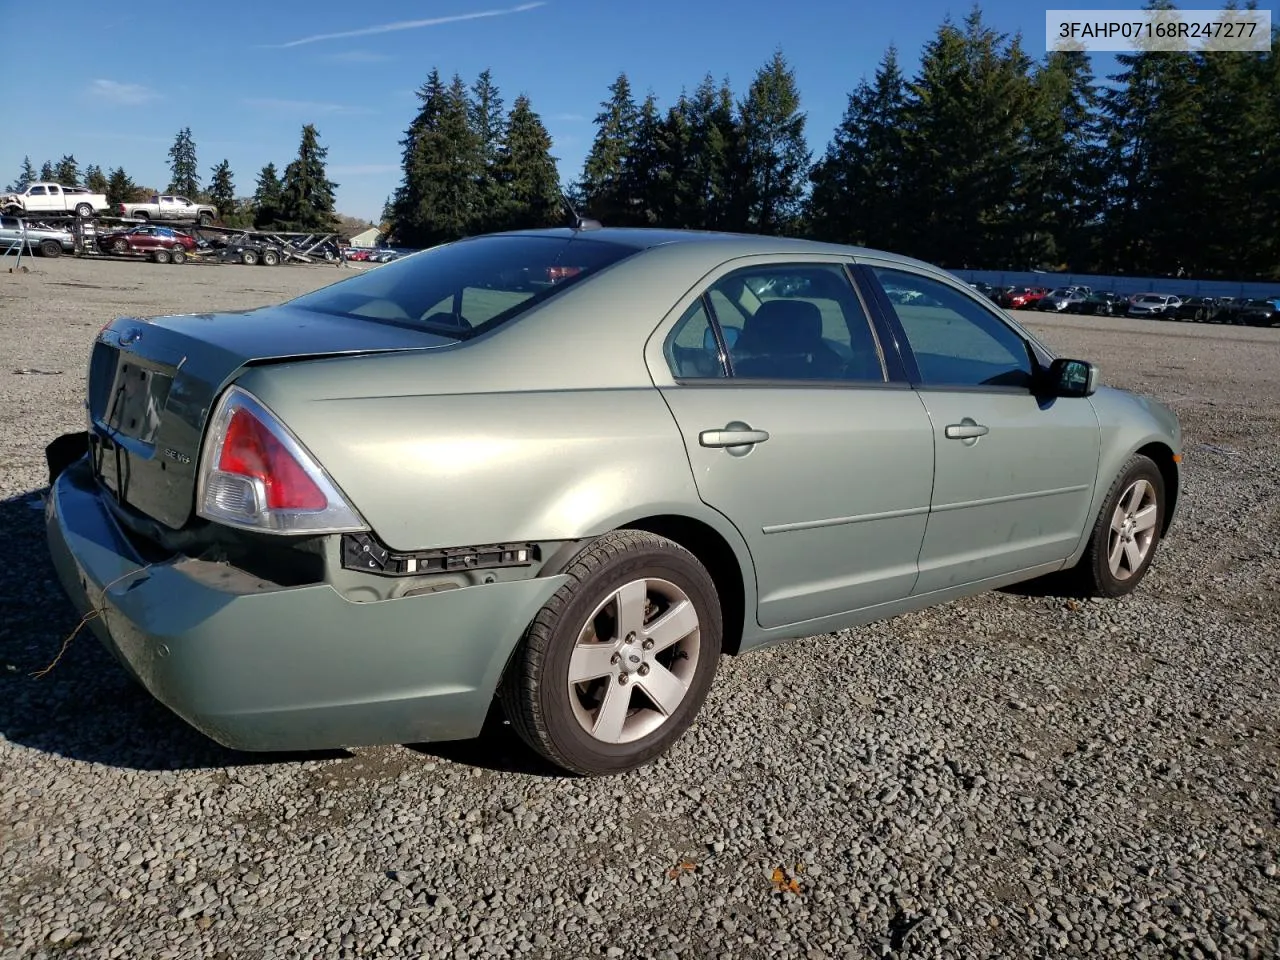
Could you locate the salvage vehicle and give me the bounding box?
[119,194,217,225]
[995,286,1048,309]
[1,182,108,218]
[1036,288,1087,313]
[1126,294,1182,319]
[0,215,75,256]
[45,228,1183,776]
[97,225,197,260]
[1237,298,1280,327]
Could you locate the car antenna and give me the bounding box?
[560,192,602,232]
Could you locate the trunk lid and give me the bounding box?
[88,305,455,529]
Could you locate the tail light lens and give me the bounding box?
[547,265,581,283]
[197,386,366,534]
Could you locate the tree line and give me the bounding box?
[383,8,1279,279]
[7,124,341,233]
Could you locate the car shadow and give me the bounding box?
[998,570,1090,599]
[0,488,349,771]
[406,703,569,778]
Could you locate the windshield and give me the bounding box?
[289,234,638,339]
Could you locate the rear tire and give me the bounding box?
[501,531,723,776]
[152,248,171,264]
[39,239,62,258]
[240,249,259,266]
[1069,455,1166,598]
[74,203,93,218]
[135,211,150,221]
[198,213,213,227]
[170,248,186,264]
[261,249,279,266]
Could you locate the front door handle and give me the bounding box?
[699,423,770,448]
[944,420,989,440]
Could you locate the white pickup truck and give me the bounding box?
[119,194,218,225]
[0,182,109,218]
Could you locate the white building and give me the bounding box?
[347,227,381,248]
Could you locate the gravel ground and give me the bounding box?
[1,256,1278,959]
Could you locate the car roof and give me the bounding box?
[483,227,948,274]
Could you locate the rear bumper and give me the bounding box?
[45,459,565,751]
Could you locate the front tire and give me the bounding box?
[152,248,171,264]
[501,531,723,776]
[1071,455,1166,597]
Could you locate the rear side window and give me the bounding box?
[289,235,637,339]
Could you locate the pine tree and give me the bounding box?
[617,93,664,225]
[84,164,109,195]
[167,127,200,197]
[252,163,283,229]
[7,157,37,192]
[737,49,810,235]
[39,161,54,182]
[655,96,695,227]
[470,69,507,232]
[494,94,561,230]
[279,124,338,231]
[807,47,908,248]
[581,73,638,222]
[682,76,739,230]
[105,167,139,208]
[54,155,81,186]
[208,160,235,223]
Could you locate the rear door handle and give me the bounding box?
[944,421,989,440]
[699,425,770,448]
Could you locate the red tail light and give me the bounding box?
[548,265,581,283]
[218,406,326,510]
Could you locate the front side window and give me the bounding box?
[29,186,46,196]
[872,267,1033,389]
[289,235,638,339]
[699,263,884,382]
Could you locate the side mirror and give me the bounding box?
[703,326,742,352]
[1047,358,1099,397]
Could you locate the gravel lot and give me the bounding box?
[2,256,1278,959]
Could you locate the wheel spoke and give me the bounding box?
[639,663,687,716]
[568,643,617,684]
[645,599,697,653]
[592,679,632,742]
[1110,506,1126,534]
[1123,539,1143,573]
[613,580,648,638]
[1132,504,1158,532]
[1108,534,1125,572]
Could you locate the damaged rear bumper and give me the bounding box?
[44,458,565,751]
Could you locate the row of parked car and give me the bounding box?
[972,283,1280,326]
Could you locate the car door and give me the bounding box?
[863,264,1101,594]
[653,259,935,629]
[130,228,157,251]
[25,185,49,213]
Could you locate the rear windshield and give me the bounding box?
[288,234,637,339]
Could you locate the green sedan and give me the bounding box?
[45,228,1182,775]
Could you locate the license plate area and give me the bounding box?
[91,353,177,502]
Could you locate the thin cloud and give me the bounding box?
[87,79,159,105]
[329,164,400,175]
[243,98,373,115]
[328,49,392,63]
[548,112,585,122]
[268,2,546,48]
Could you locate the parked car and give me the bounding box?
[0,215,75,257]
[1126,294,1182,319]
[120,195,218,225]
[0,182,108,218]
[1172,296,1219,322]
[1076,292,1123,316]
[98,225,197,258]
[968,281,999,301]
[1036,288,1088,313]
[1237,298,1280,327]
[996,286,1048,309]
[43,228,1182,776]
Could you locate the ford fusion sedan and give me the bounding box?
[1126,294,1182,319]
[45,228,1182,776]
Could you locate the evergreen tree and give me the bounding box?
[252,162,283,229]
[470,68,508,233]
[105,167,139,208]
[39,161,54,182]
[737,49,810,235]
[7,156,37,192]
[617,93,664,225]
[655,96,696,227]
[208,160,235,223]
[167,127,200,197]
[494,94,561,230]
[807,47,908,249]
[279,124,338,231]
[54,155,81,186]
[581,73,638,222]
[682,76,739,230]
[84,164,109,195]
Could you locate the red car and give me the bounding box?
[996,286,1049,309]
[98,225,198,256]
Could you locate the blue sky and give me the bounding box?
[2,0,1127,221]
